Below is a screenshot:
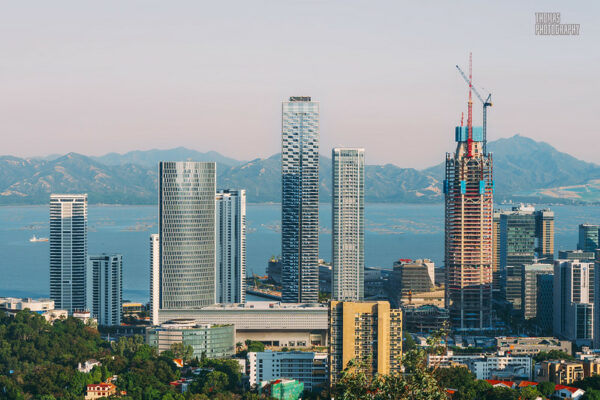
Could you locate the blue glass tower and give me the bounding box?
[281,97,319,303]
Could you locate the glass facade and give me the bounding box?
[49,194,88,314]
[147,322,235,359]
[281,97,319,303]
[159,162,216,309]
[578,224,600,252]
[332,148,364,302]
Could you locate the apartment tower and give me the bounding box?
[329,301,402,384]
[149,234,159,325]
[159,162,216,310]
[216,189,246,304]
[88,254,122,326]
[332,148,365,301]
[281,96,319,303]
[49,194,88,314]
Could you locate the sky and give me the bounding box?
[0,1,598,168]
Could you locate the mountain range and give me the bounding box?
[1,135,599,205]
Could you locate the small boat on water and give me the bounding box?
[30,235,49,242]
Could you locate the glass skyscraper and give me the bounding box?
[281,96,319,303]
[332,148,364,301]
[49,194,88,314]
[578,224,600,252]
[159,162,216,310]
[216,189,246,304]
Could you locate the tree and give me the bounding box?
[583,389,600,400]
[519,385,543,400]
[404,332,417,351]
[247,341,265,353]
[201,371,229,394]
[537,381,556,397]
[170,343,194,363]
[534,350,574,362]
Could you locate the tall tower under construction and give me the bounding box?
[445,56,494,331]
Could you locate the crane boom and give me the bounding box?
[456,65,487,105]
[456,62,493,155]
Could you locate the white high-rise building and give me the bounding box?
[332,148,365,301]
[554,259,594,346]
[50,194,88,314]
[216,190,246,304]
[281,96,320,303]
[149,234,160,325]
[88,254,122,326]
[159,162,216,310]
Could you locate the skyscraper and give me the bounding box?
[50,194,88,314]
[159,162,216,310]
[499,205,536,310]
[495,205,555,310]
[332,148,365,302]
[444,123,494,331]
[579,224,600,252]
[535,209,555,263]
[281,96,319,303]
[492,211,501,292]
[554,260,594,346]
[521,263,553,320]
[216,189,246,304]
[149,233,159,325]
[88,254,122,326]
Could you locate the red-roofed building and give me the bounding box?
[172,358,184,368]
[517,381,538,388]
[554,385,585,399]
[170,378,191,393]
[484,379,515,389]
[85,383,116,400]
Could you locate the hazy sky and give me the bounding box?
[0,1,598,168]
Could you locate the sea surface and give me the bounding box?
[0,203,597,303]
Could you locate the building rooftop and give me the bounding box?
[196,301,326,310]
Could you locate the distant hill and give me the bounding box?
[92,147,245,168]
[424,135,600,203]
[1,135,599,205]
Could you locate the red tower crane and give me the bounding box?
[456,56,493,155]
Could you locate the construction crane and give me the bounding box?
[456,63,492,154]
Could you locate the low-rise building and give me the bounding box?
[85,383,116,400]
[537,360,585,385]
[122,302,145,315]
[554,385,586,400]
[158,302,328,348]
[78,359,101,373]
[495,337,571,356]
[73,310,97,325]
[468,355,531,380]
[248,350,327,392]
[428,351,531,380]
[484,380,515,389]
[146,319,235,359]
[402,305,449,333]
[258,379,304,400]
[0,297,68,323]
